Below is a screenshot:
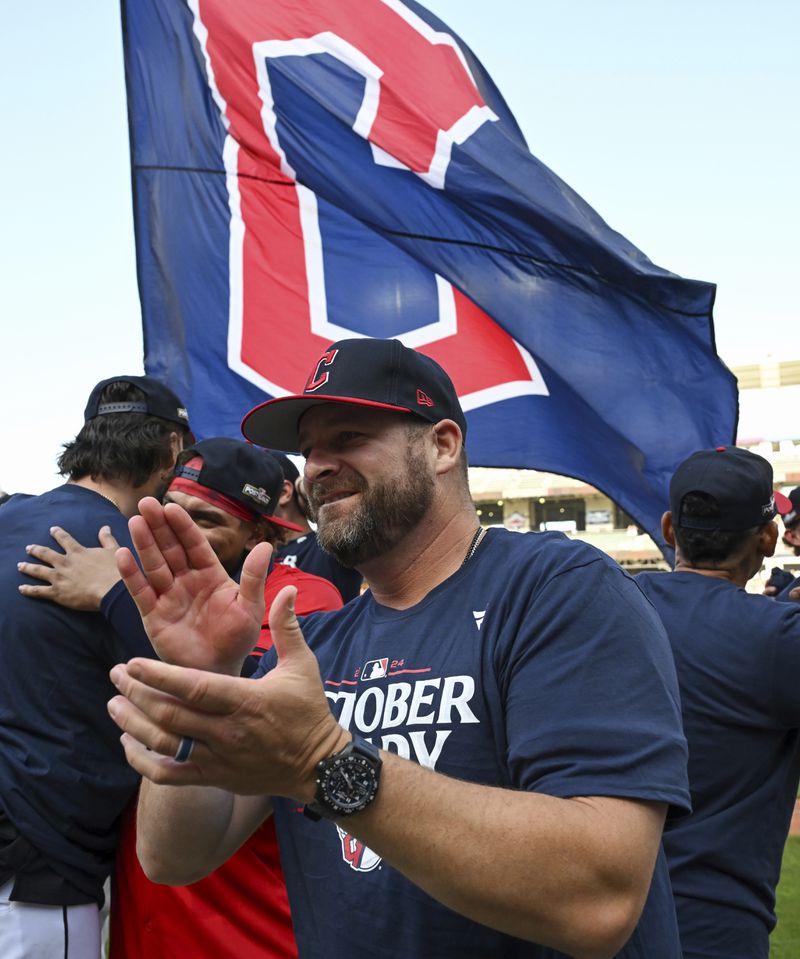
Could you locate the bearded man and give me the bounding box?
[106,339,689,959]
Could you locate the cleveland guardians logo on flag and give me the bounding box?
[187,0,548,408]
[124,0,737,557]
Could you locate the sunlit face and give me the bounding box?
[163,490,262,575]
[298,405,436,568]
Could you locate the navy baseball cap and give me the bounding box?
[241,338,467,452]
[670,446,792,531]
[266,450,300,483]
[782,488,800,529]
[169,438,302,531]
[84,375,190,430]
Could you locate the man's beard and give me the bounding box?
[308,443,435,568]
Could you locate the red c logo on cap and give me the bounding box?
[305,349,339,392]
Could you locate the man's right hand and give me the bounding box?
[118,497,270,674]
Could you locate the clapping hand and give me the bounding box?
[118,497,270,674]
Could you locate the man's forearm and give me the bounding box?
[136,778,272,885]
[336,753,665,959]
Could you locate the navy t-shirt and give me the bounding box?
[638,571,800,959]
[276,531,363,602]
[256,528,689,958]
[0,484,154,904]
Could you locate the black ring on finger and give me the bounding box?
[173,736,195,763]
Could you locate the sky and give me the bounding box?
[1,0,798,494]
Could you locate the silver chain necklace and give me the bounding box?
[461,526,487,568]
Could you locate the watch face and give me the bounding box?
[321,754,378,814]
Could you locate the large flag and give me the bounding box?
[122,0,738,556]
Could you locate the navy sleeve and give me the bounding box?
[770,604,800,725]
[776,575,800,602]
[500,560,691,812]
[100,579,155,662]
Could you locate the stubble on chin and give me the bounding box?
[316,497,379,568]
[313,445,435,568]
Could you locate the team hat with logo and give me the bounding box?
[241,338,467,452]
[670,446,792,531]
[168,437,302,531]
[84,375,190,430]
[781,487,800,530]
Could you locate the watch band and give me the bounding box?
[304,736,382,822]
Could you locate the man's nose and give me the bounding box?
[303,447,338,484]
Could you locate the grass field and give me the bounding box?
[771,836,800,956]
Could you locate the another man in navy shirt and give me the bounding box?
[0,376,190,959]
[107,339,689,958]
[764,487,800,601]
[638,447,800,959]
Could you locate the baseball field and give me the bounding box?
[771,836,800,956]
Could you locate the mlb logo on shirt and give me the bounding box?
[361,659,389,681]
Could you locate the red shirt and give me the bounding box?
[248,562,345,669]
[110,565,343,959]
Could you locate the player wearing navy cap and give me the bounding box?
[764,487,800,601]
[20,437,344,959]
[108,339,689,958]
[0,375,190,959]
[638,446,800,958]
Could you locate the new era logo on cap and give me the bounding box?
[241,338,467,453]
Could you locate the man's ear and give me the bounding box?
[244,521,268,553]
[167,431,183,468]
[661,511,676,548]
[759,520,779,559]
[278,478,294,508]
[432,420,463,476]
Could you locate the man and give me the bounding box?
[637,446,800,958]
[269,450,364,602]
[0,375,189,958]
[107,339,690,958]
[20,437,343,959]
[763,487,800,601]
[162,438,344,671]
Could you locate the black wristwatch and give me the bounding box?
[304,737,382,822]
